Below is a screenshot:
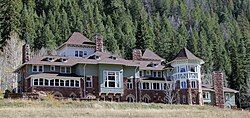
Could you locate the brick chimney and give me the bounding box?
[132,49,142,60]
[22,44,30,63]
[212,71,224,108]
[94,34,103,52]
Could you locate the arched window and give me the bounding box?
[126,94,135,103]
[142,95,151,103]
[69,92,77,99]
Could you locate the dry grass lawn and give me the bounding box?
[0,99,249,118]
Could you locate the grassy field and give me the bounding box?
[0,99,249,118]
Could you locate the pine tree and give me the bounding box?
[105,15,119,54]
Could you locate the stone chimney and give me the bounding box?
[132,49,142,60]
[22,44,30,63]
[94,34,103,52]
[212,71,224,108]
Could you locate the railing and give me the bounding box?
[172,72,198,79]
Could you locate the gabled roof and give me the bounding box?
[172,48,204,63]
[141,49,165,61]
[57,32,95,50]
[65,32,94,45]
[134,60,165,70]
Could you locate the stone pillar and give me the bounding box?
[187,79,192,105]
[22,44,30,63]
[132,49,142,60]
[176,80,180,104]
[80,78,84,98]
[94,34,103,52]
[212,71,224,108]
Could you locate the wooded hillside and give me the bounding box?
[0,0,249,106]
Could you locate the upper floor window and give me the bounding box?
[146,70,151,75]
[50,66,55,71]
[75,51,78,57]
[180,81,187,89]
[86,76,92,88]
[127,78,133,89]
[180,67,186,72]
[190,66,195,72]
[139,71,143,76]
[79,51,83,57]
[32,65,43,72]
[104,71,120,88]
[84,51,87,55]
[60,66,71,73]
[153,71,157,77]
[157,71,162,77]
[191,81,196,88]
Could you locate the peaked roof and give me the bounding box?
[57,32,95,50]
[141,49,165,61]
[65,32,94,45]
[172,48,204,63]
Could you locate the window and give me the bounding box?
[142,82,150,89]
[127,78,133,89]
[180,67,186,72]
[55,79,59,86]
[190,66,195,72]
[225,93,230,101]
[86,76,92,88]
[75,51,78,57]
[45,79,49,86]
[182,95,186,103]
[32,65,43,72]
[203,92,210,100]
[70,80,75,87]
[104,71,120,88]
[75,80,80,87]
[191,81,196,88]
[34,79,38,85]
[139,71,143,76]
[158,71,162,77]
[152,83,160,90]
[50,66,55,71]
[60,66,71,73]
[153,72,157,77]
[84,51,87,55]
[65,80,70,86]
[32,65,37,72]
[50,79,54,86]
[79,51,83,57]
[127,97,134,102]
[60,80,64,86]
[146,70,151,75]
[39,78,43,86]
[180,81,187,89]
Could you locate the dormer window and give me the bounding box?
[50,66,55,71]
[61,58,67,62]
[32,65,43,72]
[95,55,100,60]
[109,56,117,60]
[47,57,54,62]
[75,51,78,57]
[84,51,87,55]
[79,51,83,57]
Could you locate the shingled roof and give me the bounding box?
[141,49,165,61]
[57,32,95,50]
[172,48,204,63]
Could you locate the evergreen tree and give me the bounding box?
[105,15,119,54]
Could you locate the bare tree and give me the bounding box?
[164,81,176,104]
[1,33,23,91]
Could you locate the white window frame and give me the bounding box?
[203,92,210,100]
[152,83,160,90]
[75,51,79,57]
[191,81,196,88]
[146,70,151,75]
[86,76,93,88]
[32,65,44,72]
[142,82,150,89]
[157,71,162,77]
[79,51,83,57]
[50,65,55,71]
[225,93,230,101]
[180,81,187,89]
[104,71,121,88]
[84,51,87,55]
[60,66,71,73]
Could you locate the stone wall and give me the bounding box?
[212,71,224,108]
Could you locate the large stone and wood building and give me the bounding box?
[14,32,238,108]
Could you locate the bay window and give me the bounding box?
[104,71,121,88]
